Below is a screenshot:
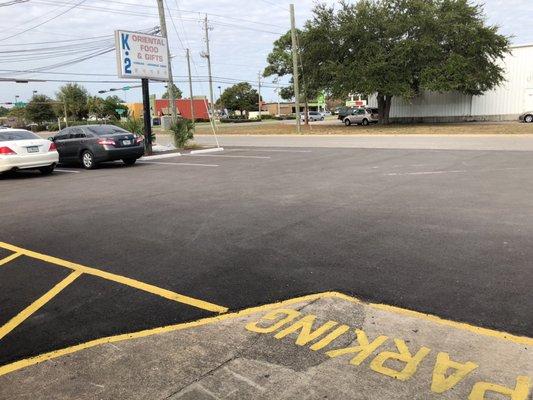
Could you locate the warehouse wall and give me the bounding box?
[368,44,533,122]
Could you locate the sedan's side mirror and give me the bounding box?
[48,137,55,141]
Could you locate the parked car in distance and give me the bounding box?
[52,125,144,169]
[519,111,533,123]
[337,106,356,120]
[321,110,332,117]
[343,108,380,126]
[301,111,325,122]
[0,129,58,175]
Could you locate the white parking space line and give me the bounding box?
[141,153,182,161]
[184,154,271,159]
[139,161,219,167]
[385,167,531,176]
[228,149,312,153]
[55,169,81,174]
[386,170,466,176]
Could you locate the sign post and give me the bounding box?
[141,79,153,154]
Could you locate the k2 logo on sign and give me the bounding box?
[121,33,132,75]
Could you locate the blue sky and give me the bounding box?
[0,0,531,105]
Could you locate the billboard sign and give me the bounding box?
[115,30,169,81]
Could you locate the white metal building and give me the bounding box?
[369,44,533,122]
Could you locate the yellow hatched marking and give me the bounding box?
[0,271,82,341]
[0,242,227,314]
[0,253,22,267]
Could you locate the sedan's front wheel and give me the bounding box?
[525,114,533,123]
[123,158,137,166]
[344,119,351,126]
[81,150,97,169]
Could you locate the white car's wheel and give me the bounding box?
[525,114,533,123]
[344,119,351,126]
[39,164,55,175]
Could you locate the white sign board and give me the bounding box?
[115,30,169,81]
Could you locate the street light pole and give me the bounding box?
[156,0,177,122]
[290,4,301,134]
[203,15,216,128]
[186,48,195,125]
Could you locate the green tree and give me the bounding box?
[88,95,127,120]
[0,106,9,117]
[88,96,106,118]
[287,0,510,124]
[7,107,27,127]
[56,83,89,120]
[264,30,322,123]
[219,82,260,116]
[162,84,183,100]
[25,94,56,124]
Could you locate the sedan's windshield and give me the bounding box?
[0,130,40,141]
[86,126,129,136]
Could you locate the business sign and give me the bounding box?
[115,30,169,81]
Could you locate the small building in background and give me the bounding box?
[126,97,210,121]
[368,44,533,123]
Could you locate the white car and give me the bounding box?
[300,111,325,122]
[0,129,59,175]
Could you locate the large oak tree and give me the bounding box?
[267,0,510,124]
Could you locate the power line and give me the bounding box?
[28,0,284,35]
[1,0,87,41]
[258,0,289,12]
[43,0,287,29]
[1,33,113,46]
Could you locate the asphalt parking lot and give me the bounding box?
[1,145,532,397]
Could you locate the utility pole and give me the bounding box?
[203,14,216,128]
[156,0,177,122]
[63,97,68,128]
[290,4,301,134]
[186,48,195,126]
[258,72,262,121]
[275,78,281,116]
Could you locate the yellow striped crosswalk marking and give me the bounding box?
[0,253,21,267]
[0,271,82,341]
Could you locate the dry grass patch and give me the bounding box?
[193,121,533,136]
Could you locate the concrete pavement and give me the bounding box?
[1,293,530,399]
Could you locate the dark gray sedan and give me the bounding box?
[519,111,533,123]
[52,125,145,169]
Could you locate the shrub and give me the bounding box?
[115,117,155,143]
[170,118,194,148]
[118,117,143,135]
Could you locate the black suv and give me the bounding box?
[52,125,144,169]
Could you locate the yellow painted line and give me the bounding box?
[368,302,533,347]
[0,291,328,378]
[1,290,531,378]
[0,252,22,267]
[0,242,227,314]
[0,271,82,342]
